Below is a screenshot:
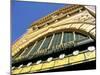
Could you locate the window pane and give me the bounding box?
[75,33,87,41]
[40,35,52,49]
[28,39,43,56]
[50,33,62,47]
[20,46,33,57]
[63,32,74,43]
[68,33,74,41]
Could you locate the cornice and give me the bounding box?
[29,5,85,30]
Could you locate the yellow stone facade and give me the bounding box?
[12,50,96,74]
[12,5,96,74]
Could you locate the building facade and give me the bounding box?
[12,5,96,74]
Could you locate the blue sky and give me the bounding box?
[11,1,66,42]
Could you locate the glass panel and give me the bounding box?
[75,34,80,41]
[63,32,74,43]
[50,33,62,47]
[68,33,74,41]
[79,34,87,40]
[28,39,43,56]
[75,33,87,41]
[40,35,52,50]
[63,32,69,43]
[20,45,33,57]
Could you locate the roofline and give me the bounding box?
[29,4,84,28]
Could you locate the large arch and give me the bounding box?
[12,22,95,56]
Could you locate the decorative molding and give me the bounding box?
[12,50,96,74]
[12,22,95,56]
[12,5,96,57]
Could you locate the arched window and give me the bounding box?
[19,31,91,59]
